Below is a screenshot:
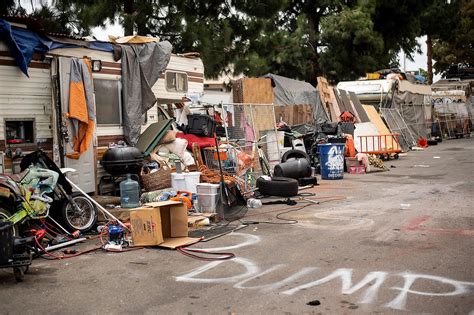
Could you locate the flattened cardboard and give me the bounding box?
[160,237,200,249]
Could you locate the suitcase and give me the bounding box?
[186,114,216,137]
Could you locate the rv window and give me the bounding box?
[165,71,188,92]
[95,79,122,125]
[5,119,35,145]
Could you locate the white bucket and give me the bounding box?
[197,193,220,213]
[171,172,201,193]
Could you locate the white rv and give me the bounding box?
[0,34,204,193]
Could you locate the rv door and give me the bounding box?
[58,57,96,193]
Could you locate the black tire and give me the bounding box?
[256,176,298,197]
[61,192,97,233]
[281,149,310,163]
[394,153,400,160]
[0,206,19,237]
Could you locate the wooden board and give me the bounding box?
[362,104,398,150]
[362,105,391,135]
[349,92,370,123]
[232,78,275,139]
[334,89,347,113]
[338,89,361,123]
[274,104,313,126]
[316,77,341,122]
[232,78,274,104]
[316,77,334,121]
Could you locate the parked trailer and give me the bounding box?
[0,34,204,193]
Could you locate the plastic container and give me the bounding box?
[318,143,345,180]
[197,193,220,213]
[171,172,201,193]
[195,183,220,213]
[120,174,140,208]
[246,198,262,209]
[196,183,220,195]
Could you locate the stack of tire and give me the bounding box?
[256,150,315,197]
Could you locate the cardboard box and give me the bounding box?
[130,201,199,248]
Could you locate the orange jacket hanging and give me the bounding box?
[66,58,95,159]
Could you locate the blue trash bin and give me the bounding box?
[318,143,345,180]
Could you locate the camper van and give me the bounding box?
[0,30,203,193]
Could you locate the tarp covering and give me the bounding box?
[0,18,113,76]
[0,18,49,76]
[390,82,432,141]
[264,73,329,125]
[120,41,173,145]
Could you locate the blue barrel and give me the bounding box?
[318,143,345,180]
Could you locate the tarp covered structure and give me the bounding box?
[384,80,432,141]
[264,73,329,125]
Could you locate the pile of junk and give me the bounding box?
[0,105,388,282]
[99,102,385,215]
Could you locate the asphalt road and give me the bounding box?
[1,138,473,314]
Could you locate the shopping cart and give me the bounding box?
[203,144,239,175]
[357,134,402,160]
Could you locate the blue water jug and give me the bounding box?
[120,174,140,208]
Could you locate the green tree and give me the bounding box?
[319,2,384,81]
[3,0,461,83]
[420,0,459,84]
[431,0,473,76]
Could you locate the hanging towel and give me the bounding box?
[66,58,95,159]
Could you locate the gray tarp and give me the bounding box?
[121,41,172,144]
[264,73,329,125]
[392,90,431,140]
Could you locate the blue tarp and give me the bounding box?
[0,18,113,76]
[0,19,49,76]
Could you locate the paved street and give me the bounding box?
[1,138,473,314]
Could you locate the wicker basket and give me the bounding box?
[141,161,172,192]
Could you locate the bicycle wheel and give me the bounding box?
[258,150,271,176]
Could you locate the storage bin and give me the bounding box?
[171,172,201,193]
[197,193,220,213]
[349,165,366,174]
[196,183,220,194]
[196,183,220,213]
